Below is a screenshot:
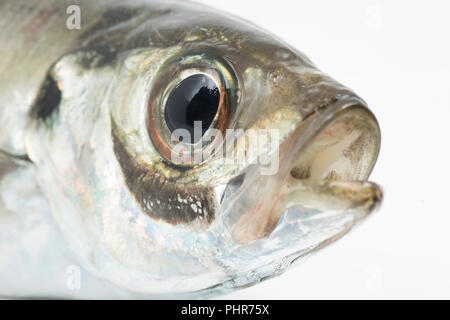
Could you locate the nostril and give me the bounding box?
[290,166,311,180]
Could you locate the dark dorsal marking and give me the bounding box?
[77,6,172,69]
[31,73,62,121]
[111,128,215,226]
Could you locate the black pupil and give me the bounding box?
[165,74,220,144]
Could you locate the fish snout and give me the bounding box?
[225,94,382,244]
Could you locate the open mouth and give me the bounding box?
[288,105,380,182]
[229,99,382,244]
[274,102,382,219]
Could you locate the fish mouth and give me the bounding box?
[228,97,382,244]
[285,100,380,183]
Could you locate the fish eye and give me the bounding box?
[164,74,220,144]
[147,54,238,165]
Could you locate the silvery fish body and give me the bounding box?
[0,0,382,298]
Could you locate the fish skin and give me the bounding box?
[0,0,382,298]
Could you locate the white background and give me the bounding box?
[195,0,450,299]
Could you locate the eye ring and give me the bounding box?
[147,53,237,166]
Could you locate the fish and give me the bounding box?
[0,0,382,298]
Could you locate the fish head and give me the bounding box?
[25,1,382,296]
